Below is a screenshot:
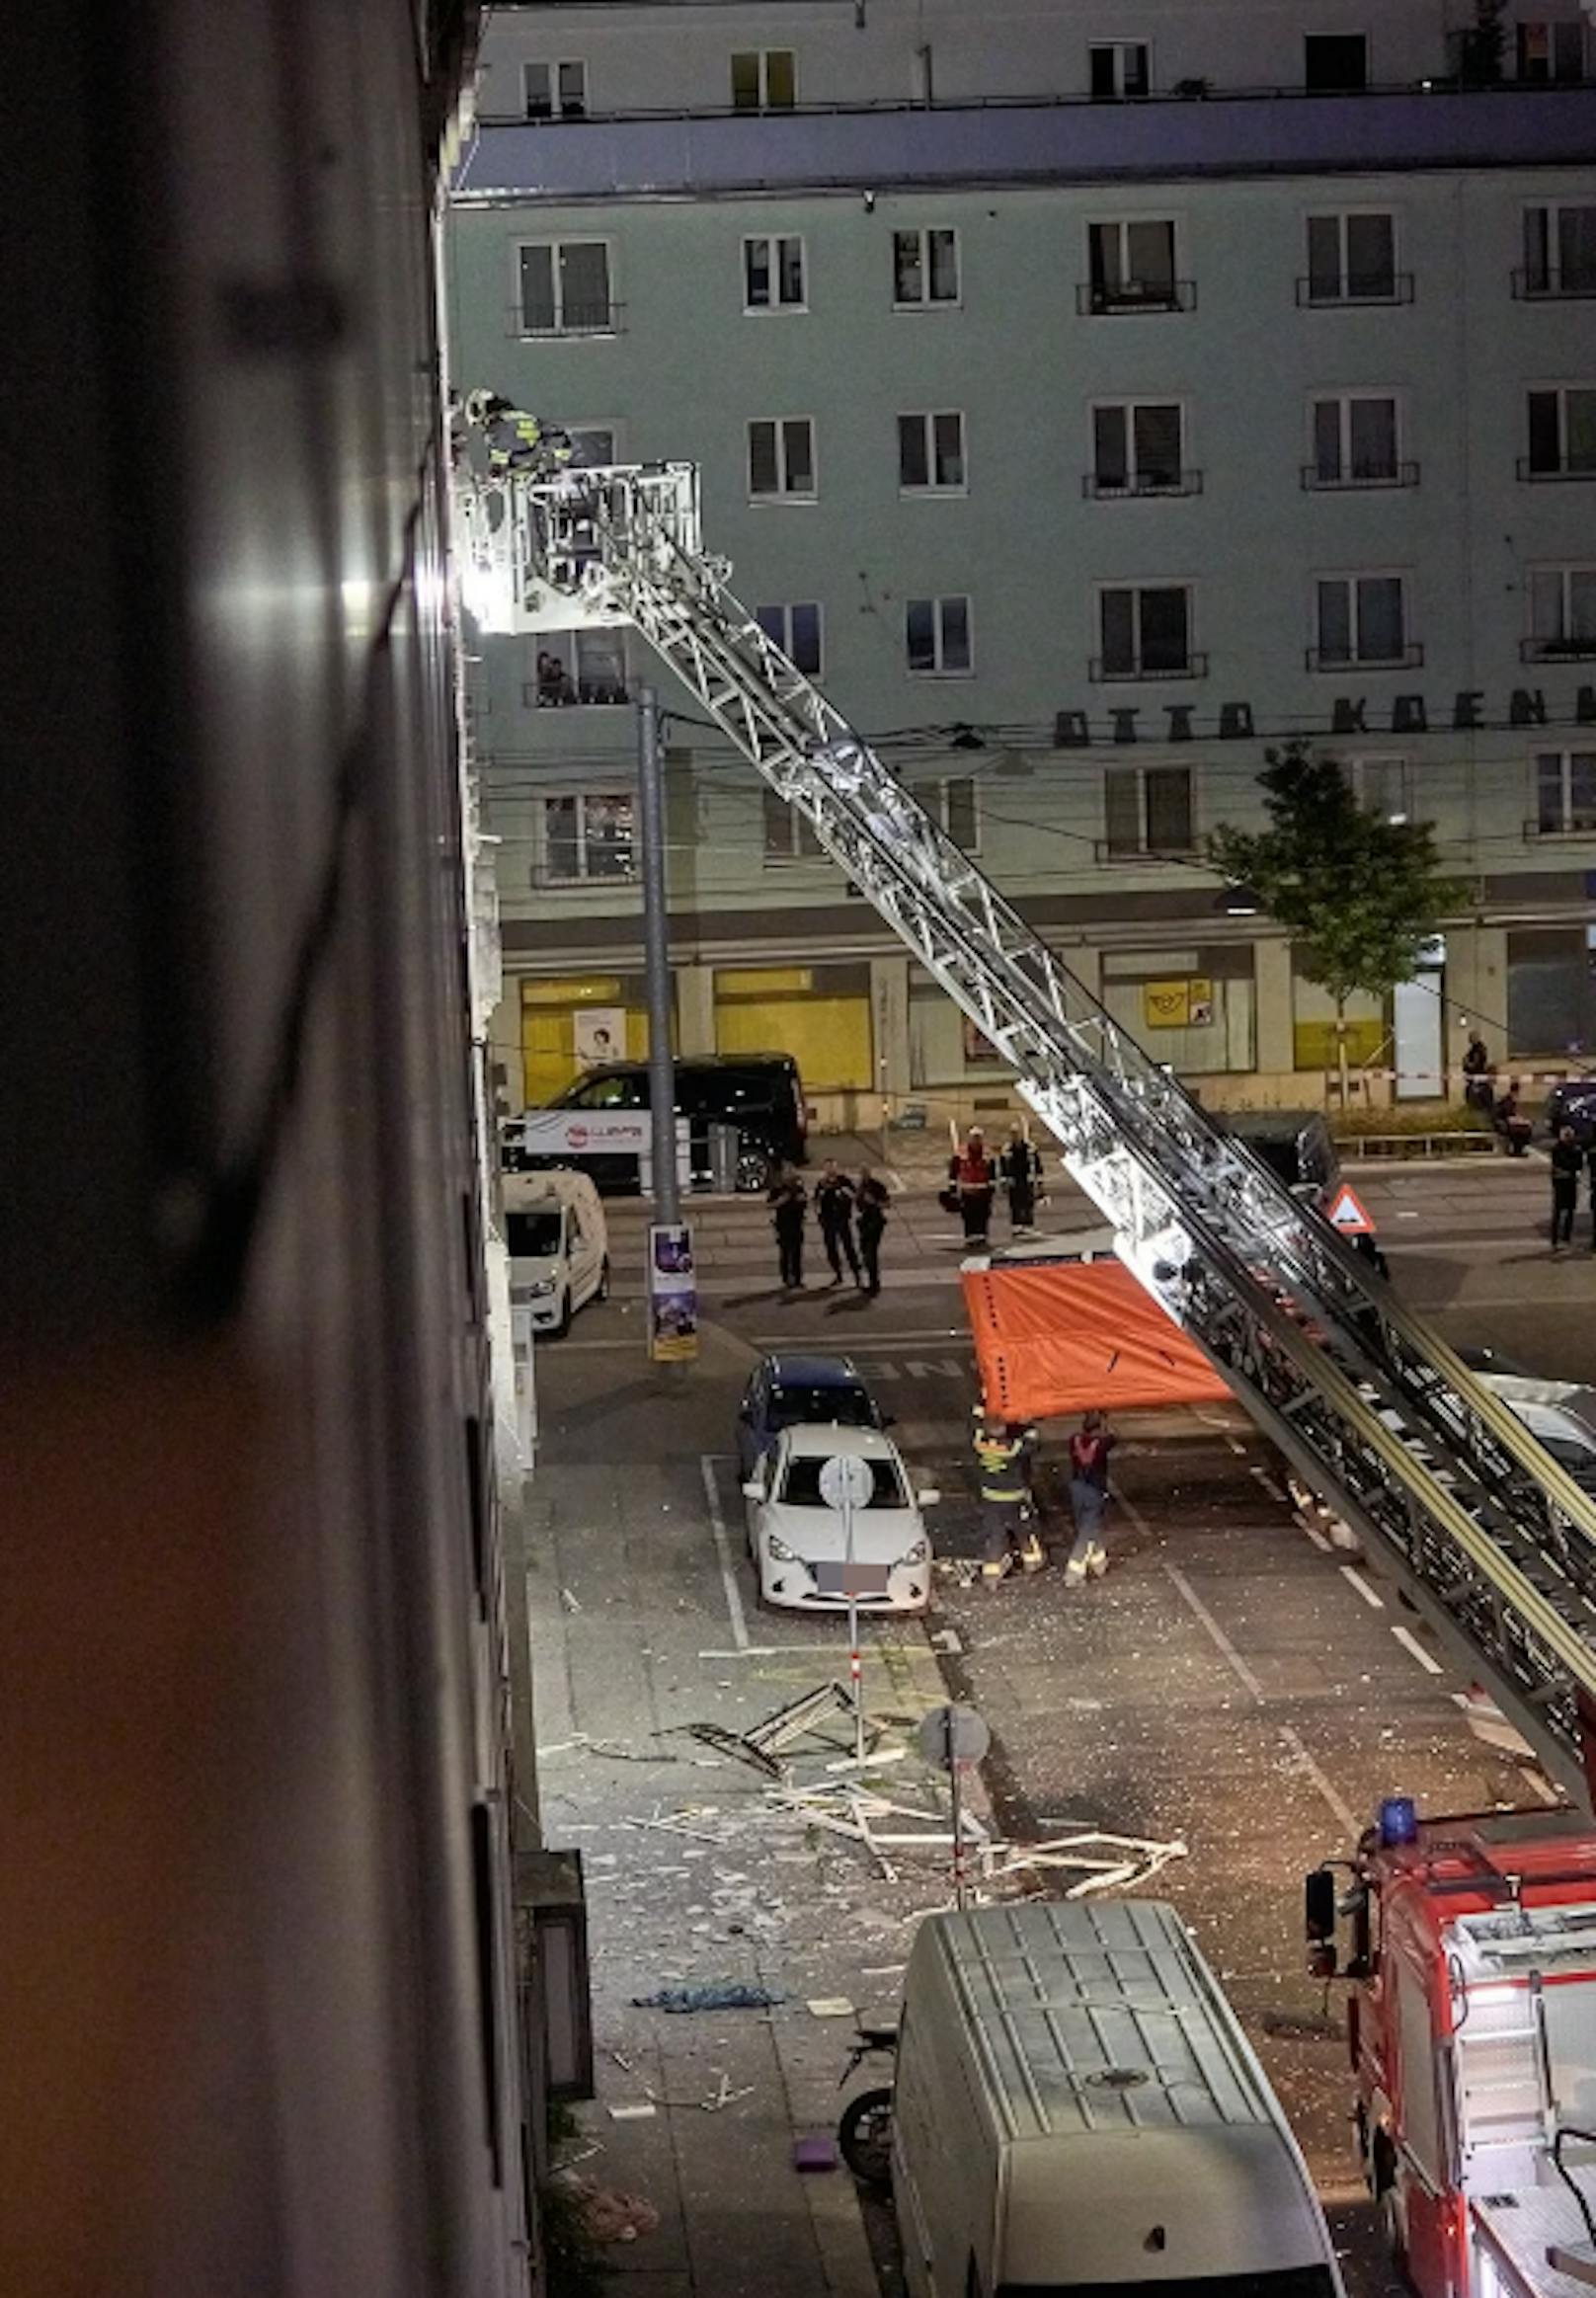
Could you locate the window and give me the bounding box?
[524,59,587,119]
[527,629,629,707]
[1089,401,1190,495]
[1344,754,1412,822]
[922,776,980,850]
[893,227,960,307]
[748,418,816,499]
[1089,40,1150,99]
[564,426,616,468]
[1307,392,1406,488]
[744,235,806,311]
[542,793,635,882]
[1524,387,1596,478]
[898,411,966,492]
[731,48,795,110]
[1526,566,1596,661]
[1305,33,1369,91]
[763,785,825,863]
[1085,219,1183,313]
[1517,21,1587,81]
[1095,585,1197,679]
[1104,764,1195,857]
[1536,752,1596,835]
[1304,211,1399,304]
[755,601,823,675]
[518,240,612,336]
[1522,205,1596,296]
[1314,575,1410,668]
[906,595,972,675]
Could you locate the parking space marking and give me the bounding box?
[1340,1566,1386,1612]
[1391,1624,1444,1676]
[1303,1523,1333,1553]
[1249,1466,1288,1502]
[698,1454,749,1652]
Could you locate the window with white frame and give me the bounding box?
[1096,585,1196,678]
[755,601,823,676]
[524,60,587,119]
[1535,751,1596,835]
[906,595,972,675]
[528,629,629,708]
[731,48,795,110]
[763,785,825,862]
[1103,764,1195,857]
[1089,40,1150,98]
[893,227,960,306]
[518,240,613,335]
[1305,210,1398,303]
[744,235,806,311]
[1308,392,1404,487]
[1090,401,1188,494]
[1314,574,1410,668]
[1086,218,1181,312]
[1343,754,1412,823]
[1517,20,1587,81]
[1525,386,1596,477]
[1522,204,1596,296]
[898,411,966,492]
[920,776,980,849]
[541,792,636,882]
[748,418,816,499]
[1527,565,1596,660]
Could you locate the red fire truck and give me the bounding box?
[1308,1798,1596,2298]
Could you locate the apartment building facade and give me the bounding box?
[449,0,1596,1120]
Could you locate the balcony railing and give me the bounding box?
[1297,273,1414,306]
[1083,467,1203,499]
[1525,814,1596,838]
[1077,278,1196,316]
[522,674,635,708]
[1301,459,1420,491]
[1521,634,1596,663]
[510,299,623,340]
[1517,455,1596,482]
[1089,650,1209,682]
[1306,641,1424,672]
[1512,266,1596,300]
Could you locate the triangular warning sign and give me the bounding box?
[1324,1182,1375,1236]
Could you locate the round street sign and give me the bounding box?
[918,1703,991,1771]
[819,1453,875,1511]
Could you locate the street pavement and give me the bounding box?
[527,1145,1593,2297]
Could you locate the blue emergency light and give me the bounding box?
[1379,1795,1418,1848]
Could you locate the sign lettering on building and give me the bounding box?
[1053,686,1596,748]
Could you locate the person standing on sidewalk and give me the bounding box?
[856,1167,890,1296]
[1065,1411,1116,1586]
[999,1122,1043,1236]
[815,1159,863,1288]
[948,1126,996,1247]
[975,1415,1030,1580]
[769,1168,808,1291]
[1552,1124,1583,1250]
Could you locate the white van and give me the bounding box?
[502,1170,608,1337]
[890,1900,1344,2298]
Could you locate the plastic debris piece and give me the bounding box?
[606,2102,657,2121]
[631,1982,785,2014]
[806,1998,856,2020]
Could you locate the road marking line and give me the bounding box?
[1249,1466,1288,1501]
[698,1645,838,1659]
[1161,1558,1359,1834]
[1303,1524,1333,1554]
[1340,1566,1386,1612]
[698,1454,749,1652]
[1391,1624,1444,1676]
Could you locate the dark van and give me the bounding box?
[532,1054,807,1192]
[1217,1107,1339,1199]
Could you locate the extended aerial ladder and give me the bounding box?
[457,457,1596,1799]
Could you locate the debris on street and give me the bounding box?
[631,1981,786,2013]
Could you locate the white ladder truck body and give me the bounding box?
[455,455,1596,1799]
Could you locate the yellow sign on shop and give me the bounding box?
[1143,978,1214,1029]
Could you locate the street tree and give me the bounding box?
[1209,742,1468,1103]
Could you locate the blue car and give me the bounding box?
[1545,1076,1596,1147]
[735,1353,887,1480]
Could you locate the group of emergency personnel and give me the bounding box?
[972,1405,1117,1584]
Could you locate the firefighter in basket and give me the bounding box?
[463,391,576,481]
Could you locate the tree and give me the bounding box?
[1209,743,1468,1102]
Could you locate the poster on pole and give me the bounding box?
[649,1224,698,1363]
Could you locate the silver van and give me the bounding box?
[890,1900,1344,2298]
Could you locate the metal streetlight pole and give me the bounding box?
[636,683,678,1226]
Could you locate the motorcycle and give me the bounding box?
[837,2023,897,2187]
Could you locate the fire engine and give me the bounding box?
[1309,1797,1596,2298]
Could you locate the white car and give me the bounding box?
[503,1169,609,1336]
[741,1425,938,1616]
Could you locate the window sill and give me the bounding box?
[1296,275,1414,307]
[891,299,963,313]
[1521,637,1596,663]
[1517,459,1596,483]
[1306,643,1424,673]
[907,667,976,680]
[1089,652,1209,682]
[1301,462,1419,491]
[1512,270,1596,300]
[1095,842,1201,864]
[1525,819,1596,839]
[1077,280,1197,316]
[899,485,969,499]
[1083,470,1203,499]
[743,304,810,317]
[748,493,820,506]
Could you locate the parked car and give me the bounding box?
[502,1169,609,1337]
[736,1353,888,1480]
[1545,1074,1596,1146]
[740,1426,937,1616]
[1476,1372,1596,1495]
[1216,1107,1340,1199]
[529,1053,807,1192]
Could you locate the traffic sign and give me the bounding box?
[1323,1182,1376,1236]
[819,1454,875,1511]
[918,1704,991,1771]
